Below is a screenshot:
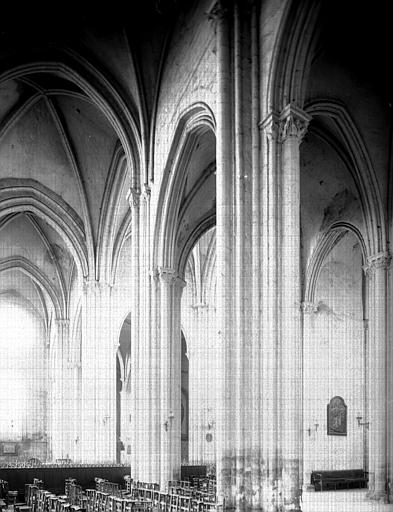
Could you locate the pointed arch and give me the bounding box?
[304,222,367,304]
[305,99,386,256]
[111,210,132,287]
[0,49,142,190]
[178,214,216,279]
[97,142,128,283]
[153,102,216,271]
[0,256,64,319]
[0,178,89,276]
[267,0,321,112]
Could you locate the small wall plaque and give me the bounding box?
[2,442,17,454]
[327,396,347,436]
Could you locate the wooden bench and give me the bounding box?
[311,469,368,491]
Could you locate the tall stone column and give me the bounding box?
[68,317,82,462]
[212,1,236,507]
[157,268,185,488]
[259,112,281,510]
[80,279,117,462]
[50,318,70,460]
[128,186,141,479]
[365,252,390,501]
[212,1,257,508]
[188,303,212,464]
[279,104,311,511]
[301,301,319,492]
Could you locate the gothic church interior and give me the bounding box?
[0,1,392,511]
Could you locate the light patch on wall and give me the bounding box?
[0,302,46,442]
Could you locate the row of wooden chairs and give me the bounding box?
[0,480,9,500]
[34,489,82,512]
[65,480,84,507]
[86,489,151,512]
[94,480,121,498]
[86,485,216,512]
[120,477,216,512]
[187,479,216,495]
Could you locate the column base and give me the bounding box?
[283,507,302,512]
[367,491,387,503]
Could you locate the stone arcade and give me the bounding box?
[0,1,392,511]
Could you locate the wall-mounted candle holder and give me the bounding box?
[356,414,369,429]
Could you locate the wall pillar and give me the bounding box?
[128,186,141,479]
[301,301,319,492]
[212,1,259,509]
[188,303,215,464]
[50,318,70,460]
[157,268,185,488]
[365,252,390,501]
[80,279,117,462]
[259,112,281,511]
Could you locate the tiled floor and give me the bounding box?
[302,490,393,512]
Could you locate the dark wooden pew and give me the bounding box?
[311,469,368,491]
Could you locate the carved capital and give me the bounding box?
[206,1,228,21]
[83,277,98,295]
[127,187,141,209]
[191,302,209,310]
[279,103,311,143]
[158,267,186,288]
[364,251,391,275]
[83,278,112,296]
[56,318,70,328]
[142,184,151,200]
[301,301,319,314]
[259,112,280,140]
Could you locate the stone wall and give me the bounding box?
[303,230,365,484]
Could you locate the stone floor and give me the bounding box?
[3,494,393,512]
[302,490,393,512]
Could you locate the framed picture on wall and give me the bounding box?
[327,396,347,436]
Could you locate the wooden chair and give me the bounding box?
[7,490,19,509]
[85,489,96,512]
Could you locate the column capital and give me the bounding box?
[259,111,280,140]
[83,277,112,295]
[191,302,209,310]
[83,276,98,294]
[363,251,391,275]
[205,1,228,21]
[301,301,319,314]
[55,318,70,327]
[142,183,151,199]
[157,267,186,288]
[279,103,311,143]
[127,186,141,209]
